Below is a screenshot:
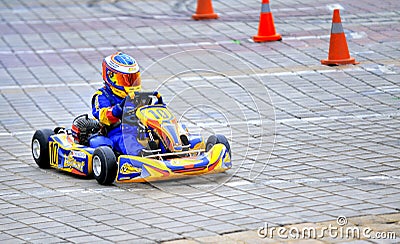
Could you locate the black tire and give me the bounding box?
[206,134,231,158]
[31,129,54,169]
[92,146,117,185]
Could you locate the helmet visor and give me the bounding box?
[115,72,141,88]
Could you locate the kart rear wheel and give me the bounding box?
[92,146,117,185]
[32,129,54,169]
[206,134,231,158]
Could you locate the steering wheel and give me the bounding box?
[123,91,163,125]
[123,109,138,125]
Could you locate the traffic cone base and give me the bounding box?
[321,57,358,66]
[192,0,218,20]
[192,12,218,20]
[253,33,282,42]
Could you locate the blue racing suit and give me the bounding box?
[91,86,144,155]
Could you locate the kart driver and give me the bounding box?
[91,52,144,156]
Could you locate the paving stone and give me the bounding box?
[0,222,27,232]
[67,235,109,243]
[142,230,182,242]
[4,226,39,236]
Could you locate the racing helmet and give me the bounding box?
[102,52,142,98]
[71,114,101,145]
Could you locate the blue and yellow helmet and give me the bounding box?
[102,52,142,98]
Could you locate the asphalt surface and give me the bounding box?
[0,0,399,243]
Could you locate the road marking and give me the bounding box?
[1,111,397,138]
[0,82,103,90]
[261,175,399,185]
[7,174,397,198]
[226,180,253,187]
[0,41,231,55]
[0,31,367,55]
[365,65,397,75]
[284,35,330,41]
[278,113,398,123]
[0,131,35,136]
[362,85,400,95]
[2,5,337,24]
[326,4,344,11]
[0,66,363,91]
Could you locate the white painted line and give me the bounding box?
[167,66,363,82]
[2,5,332,25]
[195,120,263,127]
[0,41,231,55]
[354,51,374,54]
[326,177,353,183]
[0,31,368,55]
[262,175,399,185]
[9,174,397,198]
[285,35,330,41]
[2,110,396,138]
[360,176,389,181]
[291,178,320,183]
[0,82,103,90]
[278,113,398,123]
[0,131,34,136]
[225,5,330,14]
[6,187,132,198]
[226,180,253,187]
[59,188,126,194]
[1,15,133,25]
[285,32,365,41]
[12,175,400,197]
[363,86,400,95]
[377,65,396,74]
[348,32,367,39]
[0,67,363,91]
[326,4,344,11]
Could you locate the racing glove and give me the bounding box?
[153,91,164,104]
[111,97,126,119]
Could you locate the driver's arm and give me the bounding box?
[91,91,120,126]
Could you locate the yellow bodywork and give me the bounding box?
[115,144,230,183]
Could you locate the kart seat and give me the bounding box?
[89,135,113,148]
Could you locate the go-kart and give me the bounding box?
[31,91,232,185]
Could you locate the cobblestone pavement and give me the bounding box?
[165,213,400,243]
[0,0,399,243]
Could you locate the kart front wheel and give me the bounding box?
[32,129,54,169]
[92,146,117,185]
[206,134,231,158]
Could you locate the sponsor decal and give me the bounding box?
[128,66,137,72]
[120,163,141,174]
[71,150,86,159]
[108,60,120,69]
[64,152,85,172]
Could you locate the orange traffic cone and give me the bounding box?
[253,0,281,42]
[321,9,358,65]
[192,0,218,20]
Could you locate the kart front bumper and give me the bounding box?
[115,144,231,183]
